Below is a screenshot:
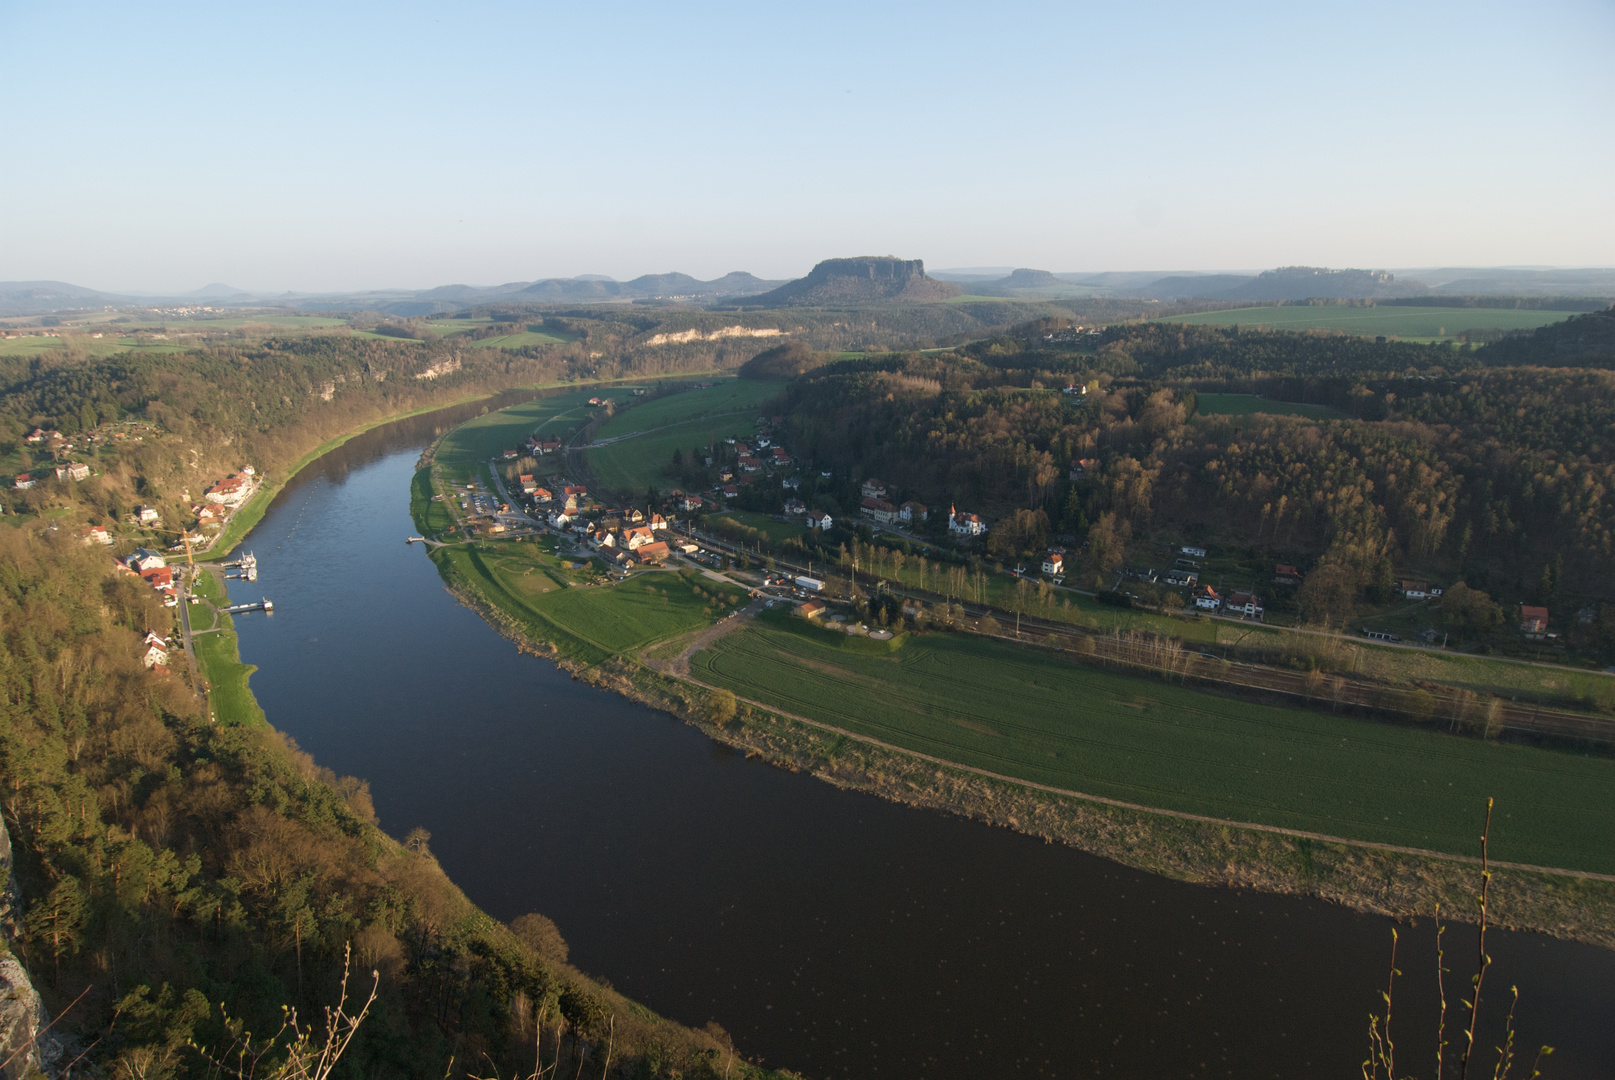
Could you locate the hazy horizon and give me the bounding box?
[2,0,1610,294]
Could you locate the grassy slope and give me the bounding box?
[429,390,604,485]
[1159,305,1571,340]
[585,380,786,496]
[189,569,267,726]
[692,613,1615,873]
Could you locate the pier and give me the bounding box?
[223,598,274,614]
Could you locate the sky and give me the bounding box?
[1,0,1611,294]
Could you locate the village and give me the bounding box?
[412,396,1572,659]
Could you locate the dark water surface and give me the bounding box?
[226,405,1615,1079]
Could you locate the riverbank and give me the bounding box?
[201,371,725,561]
[413,484,1615,952]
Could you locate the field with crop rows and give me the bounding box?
[1159,305,1571,340]
[692,613,1615,872]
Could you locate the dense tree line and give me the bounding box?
[776,312,1615,646]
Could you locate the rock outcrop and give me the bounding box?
[1,817,57,1080]
[741,257,963,306]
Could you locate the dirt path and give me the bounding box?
[649,597,767,676]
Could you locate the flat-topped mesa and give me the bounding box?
[742,256,964,306]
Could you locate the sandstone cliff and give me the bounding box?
[741,257,963,306]
[1,818,56,1080]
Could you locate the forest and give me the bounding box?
[773,307,1615,651]
[0,332,794,1079]
[0,532,774,1079]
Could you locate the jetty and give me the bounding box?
[406,536,426,544]
[223,551,259,582]
[224,598,274,614]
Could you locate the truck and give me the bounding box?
[794,576,824,593]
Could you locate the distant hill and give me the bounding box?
[1141,266,1427,301]
[1418,267,1615,299]
[0,280,131,315]
[189,282,254,299]
[517,271,783,303]
[1476,305,1615,367]
[741,257,962,307]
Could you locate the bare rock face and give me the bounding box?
[742,257,964,307]
[1,817,58,1080]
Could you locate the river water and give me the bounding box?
[225,402,1615,1079]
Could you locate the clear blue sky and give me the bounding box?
[2,0,1610,293]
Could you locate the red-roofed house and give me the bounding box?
[1520,605,1550,635]
[634,541,670,563]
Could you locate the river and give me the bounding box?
[224,401,1615,1079]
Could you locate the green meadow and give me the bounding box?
[692,613,1615,873]
[190,570,268,727]
[584,379,785,496]
[429,535,747,665]
[429,390,605,485]
[1159,305,1572,340]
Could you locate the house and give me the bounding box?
[563,493,580,513]
[80,524,112,546]
[634,541,670,564]
[1062,383,1088,396]
[861,478,887,500]
[781,476,800,490]
[205,475,251,506]
[681,493,705,511]
[142,642,169,669]
[734,442,752,456]
[648,512,668,531]
[755,435,772,449]
[56,462,91,482]
[784,497,807,516]
[1166,569,1199,587]
[1520,605,1550,635]
[587,530,616,551]
[1225,591,1264,619]
[128,548,167,572]
[1180,545,1208,559]
[532,487,553,503]
[771,449,793,466]
[626,508,646,524]
[1041,551,1064,576]
[137,506,161,524]
[948,505,986,537]
[1274,564,1300,585]
[797,599,827,619]
[12,473,35,490]
[563,485,588,500]
[899,500,927,523]
[1069,458,1096,482]
[538,437,562,454]
[25,428,49,444]
[1401,580,1430,600]
[1191,587,1220,610]
[722,484,739,499]
[805,510,833,530]
[588,397,603,406]
[140,566,175,592]
[621,526,655,549]
[502,448,519,460]
[519,474,537,494]
[860,497,899,525]
[738,456,763,473]
[718,468,734,482]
